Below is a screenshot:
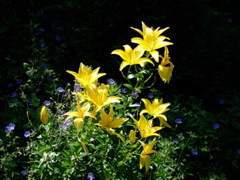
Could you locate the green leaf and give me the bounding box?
[123,83,133,90]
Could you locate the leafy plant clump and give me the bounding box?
[1,22,240,180]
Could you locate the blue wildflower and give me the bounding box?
[24,131,31,138]
[55,36,61,41]
[8,83,13,87]
[213,123,220,129]
[16,80,22,84]
[39,28,45,32]
[62,92,68,97]
[60,110,67,115]
[46,77,52,81]
[173,138,179,143]
[227,19,232,23]
[108,78,115,84]
[39,11,44,15]
[121,88,127,93]
[219,99,224,105]
[57,87,64,93]
[191,149,198,155]
[73,85,82,93]
[132,91,139,98]
[40,42,46,47]
[175,118,182,124]
[237,148,240,154]
[5,123,15,133]
[11,92,17,97]
[148,92,154,99]
[43,100,50,106]
[42,65,47,70]
[59,120,71,130]
[178,133,185,140]
[57,27,63,30]
[21,170,27,176]
[87,172,95,180]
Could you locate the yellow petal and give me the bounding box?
[40,106,48,124]
[74,118,84,132]
[129,130,136,144]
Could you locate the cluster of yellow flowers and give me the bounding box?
[40,22,173,172]
[112,21,174,83]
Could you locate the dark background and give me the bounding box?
[1,0,240,108]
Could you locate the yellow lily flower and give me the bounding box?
[133,115,163,138]
[158,117,171,128]
[85,83,121,112]
[139,138,157,172]
[140,98,170,120]
[74,118,84,132]
[66,62,106,88]
[111,45,154,71]
[158,46,174,83]
[63,102,96,123]
[95,105,128,141]
[40,106,48,124]
[129,130,136,144]
[131,22,173,63]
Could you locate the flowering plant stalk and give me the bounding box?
[61,21,174,174]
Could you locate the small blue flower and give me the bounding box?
[173,138,179,143]
[59,120,71,130]
[175,118,182,124]
[148,92,154,99]
[60,110,67,115]
[191,149,198,155]
[57,87,64,93]
[213,123,220,129]
[46,77,52,81]
[5,123,15,133]
[8,83,13,87]
[24,131,31,138]
[21,170,27,176]
[39,11,44,15]
[132,91,139,98]
[39,28,45,32]
[57,26,63,30]
[237,148,240,154]
[62,92,68,97]
[28,99,32,104]
[43,100,50,106]
[40,42,46,47]
[16,80,22,84]
[11,92,17,97]
[227,18,232,23]
[121,88,127,93]
[42,65,47,70]
[87,172,95,180]
[73,85,82,93]
[107,78,115,84]
[219,99,224,105]
[178,133,185,140]
[55,36,61,41]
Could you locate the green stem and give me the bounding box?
[177,136,191,164]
